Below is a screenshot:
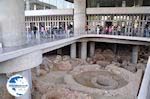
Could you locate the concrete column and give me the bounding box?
[90,42,95,57]
[74,0,86,36]
[132,46,139,64]
[0,0,26,47]
[113,44,117,54]
[26,0,30,10]
[122,1,126,7]
[34,5,37,10]
[70,43,76,58]
[81,41,87,60]
[57,48,62,55]
[15,70,32,99]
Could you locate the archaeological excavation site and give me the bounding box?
[0,0,150,99]
[29,43,148,99]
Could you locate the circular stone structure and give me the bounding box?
[74,71,127,90]
[64,64,143,98]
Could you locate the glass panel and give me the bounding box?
[87,0,135,8]
[25,0,74,10]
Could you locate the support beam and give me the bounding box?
[81,41,87,60]
[0,0,26,47]
[74,0,86,35]
[15,70,32,99]
[90,42,95,57]
[132,46,139,64]
[70,43,76,58]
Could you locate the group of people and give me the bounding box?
[27,24,74,40]
[95,25,123,35]
[93,23,150,37]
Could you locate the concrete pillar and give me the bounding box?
[132,46,139,64]
[0,0,26,47]
[122,1,126,7]
[90,42,95,57]
[70,43,76,58]
[34,5,37,10]
[25,0,30,10]
[81,41,87,60]
[113,44,117,54]
[57,48,62,55]
[74,0,86,35]
[15,70,32,99]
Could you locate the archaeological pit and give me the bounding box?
[31,43,148,99]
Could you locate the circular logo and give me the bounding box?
[6,74,29,97]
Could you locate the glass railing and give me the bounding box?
[26,28,74,41]
[87,14,150,37]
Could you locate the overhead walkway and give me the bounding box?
[0,34,150,63]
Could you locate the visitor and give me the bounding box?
[33,25,38,38]
[40,26,45,38]
[117,25,121,35]
[96,25,100,34]
[144,24,149,37]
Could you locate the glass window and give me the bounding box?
[87,0,136,8]
[143,0,150,6]
[25,0,74,10]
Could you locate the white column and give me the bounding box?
[34,5,37,10]
[132,46,139,64]
[90,42,95,57]
[0,0,26,47]
[15,70,32,99]
[122,1,126,7]
[71,43,76,58]
[74,0,86,35]
[26,0,30,10]
[81,41,87,60]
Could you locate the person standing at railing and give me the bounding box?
[96,25,100,34]
[144,24,149,37]
[40,26,45,38]
[33,25,38,39]
[117,25,121,35]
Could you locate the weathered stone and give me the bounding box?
[41,87,93,99]
[137,63,146,71]
[95,49,102,54]
[54,55,62,63]
[33,79,50,94]
[96,61,110,68]
[39,69,48,76]
[55,61,72,71]
[62,55,70,61]
[124,66,137,73]
[93,54,105,62]
[0,85,13,99]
